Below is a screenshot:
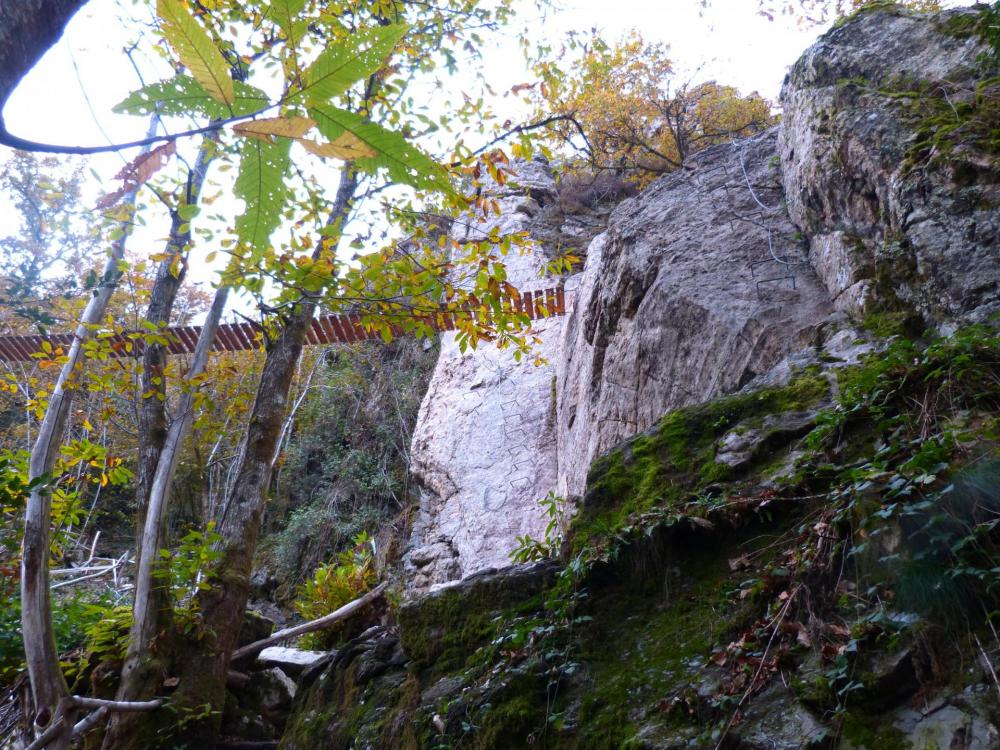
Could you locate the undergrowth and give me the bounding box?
[450,324,1000,747]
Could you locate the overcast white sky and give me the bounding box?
[0,0,971,317]
[5,0,827,180]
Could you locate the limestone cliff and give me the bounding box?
[285,6,1000,749]
[404,160,611,591]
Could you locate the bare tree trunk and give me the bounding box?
[21,215,136,749]
[134,136,216,565]
[111,169,360,750]
[103,285,230,747]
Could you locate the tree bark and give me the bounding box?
[134,136,216,565]
[113,169,359,749]
[0,0,86,110]
[103,285,230,747]
[21,226,132,749]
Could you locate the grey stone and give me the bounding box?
[257,646,327,675]
[779,6,1000,325]
[403,160,590,593]
[557,129,834,498]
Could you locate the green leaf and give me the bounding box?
[157,0,234,107]
[234,136,292,256]
[114,76,269,119]
[268,0,308,49]
[309,104,451,193]
[293,24,409,105]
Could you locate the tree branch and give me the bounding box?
[231,582,388,662]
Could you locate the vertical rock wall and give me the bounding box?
[779,6,1000,324]
[403,161,606,592]
[556,131,835,498]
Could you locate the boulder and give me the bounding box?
[257,646,327,676]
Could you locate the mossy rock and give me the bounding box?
[572,372,830,552]
[398,561,558,675]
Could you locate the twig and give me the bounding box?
[714,586,800,750]
[72,706,108,738]
[974,633,1000,703]
[69,696,162,712]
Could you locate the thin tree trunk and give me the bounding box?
[21,219,133,750]
[134,135,216,566]
[103,285,230,747]
[20,117,157,750]
[117,169,360,750]
[97,137,217,750]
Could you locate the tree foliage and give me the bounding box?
[530,32,776,184]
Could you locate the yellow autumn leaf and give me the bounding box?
[233,115,317,143]
[299,131,376,160]
[157,0,234,107]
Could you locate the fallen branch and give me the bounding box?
[24,697,162,750]
[231,582,388,662]
[70,696,162,712]
[72,706,108,738]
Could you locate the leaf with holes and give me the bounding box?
[268,0,308,50]
[233,115,316,143]
[157,0,234,107]
[234,137,292,256]
[300,131,375,160]
[292,24,409,105]
[309,104,450,193]
[115,76,268,119]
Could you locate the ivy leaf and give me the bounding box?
[114,76,269,119]
[157,0,234,107]
[233,115,316,142]
[234,137,292,256]
[292,24,409,105]
[308,104,451,193]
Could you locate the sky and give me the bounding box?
[0,0,968,321]
[4,0,828,183]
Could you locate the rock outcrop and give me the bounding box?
[404,160,609,592]
[556,130,835,498]
[779,5,1000,324]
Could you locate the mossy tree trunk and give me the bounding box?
[106,169,360,749]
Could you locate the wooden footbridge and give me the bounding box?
[0,287,567,363]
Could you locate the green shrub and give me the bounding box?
[294,532,378,649]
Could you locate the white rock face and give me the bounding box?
[404,160,570,593]
[556,131,835,498]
